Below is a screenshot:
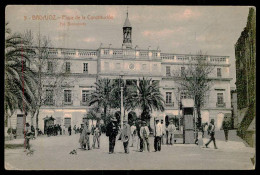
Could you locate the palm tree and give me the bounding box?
[110,79,137,122]
[130,77,165,124]
[5,23,37,130]
[88,78,113,126]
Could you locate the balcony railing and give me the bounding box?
[44,100,55,106]
[216,102,226,107]
[63,100,73,106]
[165,103,174,107]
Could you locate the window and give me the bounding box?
[217,68,222,77]
[181,67,185,77]
[180,92,187,99]
[65,62,71,73]
[166,92,172,104]
[47,61,53,73]
[142,64,147,70]
[82,90,89,102]
[83,63,88,73]
[217,93,224,104]
[166,66,171,76]
[46,89,53,103]
[104,50,109,55]
[64,90,72,102]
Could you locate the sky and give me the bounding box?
[5,5,252,88]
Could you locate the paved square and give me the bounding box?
[5,130,255,170]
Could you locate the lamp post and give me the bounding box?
[119,74,124,129]
[121,86,124,129]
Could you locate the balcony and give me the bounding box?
[216,102,226,107]
[44,100,55,106]
[165,103,174,107]
[63,100,73,106]
[80,101,88,106]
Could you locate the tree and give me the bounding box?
[5,23,37,133]
[22,30,52,136]
[110,79,137,122]
[23,30,71,136]
[130,77,165,125]
[88,78,113,126]
[173,51,214,128]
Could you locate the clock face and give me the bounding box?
[129,63,135,70]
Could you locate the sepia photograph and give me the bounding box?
[4,5,255,170]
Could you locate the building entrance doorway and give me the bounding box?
[64,118,71,128]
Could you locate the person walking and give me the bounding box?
[154,118,162,152]
[121,120,131,154]
[130,123,137,147]
[92,123,101,149]
[222,116,230,142]
[79,122,91,150]
[68,125,72,136]
[106,116,119,154]
[205,119,218,149]
[140,121,150,152]
[73,125,77,134]
[167,120,176,145]
[24,123,32,151]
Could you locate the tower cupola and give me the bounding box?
[122,8,132,49]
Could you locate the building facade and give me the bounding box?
[235,8,255,147]
[7,12,233,134]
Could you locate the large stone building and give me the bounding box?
[235,8,256,147]
[7,11,233,135]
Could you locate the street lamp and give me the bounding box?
[119,74,124,129]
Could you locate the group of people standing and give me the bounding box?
[46,124,62,137]
[79,122,102,150]
[105,116,177,154]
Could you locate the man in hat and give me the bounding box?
[154,118,163,151]
[106,116,119,154]
[167,120,176,145]
[136,119,143,152]
[222,116,230,142]
[68,125,72,136]
[205,119,218,149]
[140,121,150,152]
[79,122,91,150]
[121,119,131,154]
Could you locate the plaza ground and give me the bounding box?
[5,130,255,170]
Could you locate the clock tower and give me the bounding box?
[122,9,132,49]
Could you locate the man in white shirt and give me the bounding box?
[154,118,163,152]
[140,121,150,152]
[130,123,137,147]
[167,120,176,145]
